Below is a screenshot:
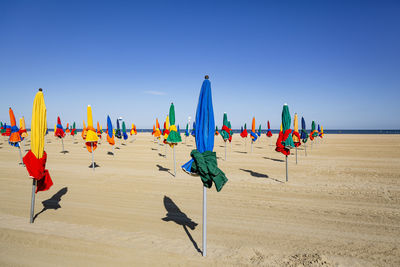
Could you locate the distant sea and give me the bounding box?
[65,129,400,134]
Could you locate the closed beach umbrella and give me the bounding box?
[167,103,182,176]
[275,104,294,182]
[250,117,258,142]
[115,119,121,139]
[266,120,272,137]
[122,121,128,140]
[258,124,262,137]
[97,122,102,139]
[292,113,301,164]
[320,125,324,138]
[300,117,308,143]
[9,108,21,147]
[106,115,115,146]
[65,123,70,134]
[19,117,28,139]
[240,123,248,138]
[23,88,53,223]
[215,125,219,136]
[181,76,228,256]
[55,116,65,138]
[82,120,87,140]
[220,113,231,160]
[185,123,189,137]
[71,122,76,136]
[310,121,318,141]
[85,105,99,169]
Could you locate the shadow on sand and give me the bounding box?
[33,187,68,222]
[263,157,284,162]
[156,164,173,176]
[240,168,284,183]
[161,196,201,254]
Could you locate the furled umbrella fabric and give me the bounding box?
[320,126,324,138]
[82,120,87,139]
[292,113,301,147]
[8,108,21,147]
[185,123,189,137]
[65,123,70,134]
[249,117,258,142]
[154,119,161,138]
[275,104,294,155]
[71,122,76,136]
[240,123,248,138]
[266,120,272,137]
[23,89,53,193]
[152,124,155,136]
[310,121,318,140]
[191,122,196,137]
[115,119,122,139]
[85,105,99,152]
[318,124,322,138]
[97,122,102,139]
[163,116,170,144]
[0,122,5,135]
[258,124,262,137]
[215,125,219,136]
[19,117,28,139]
[220,113,231,141]
[122,121,128,140]
[181,77,228,192]
[300,117,309,143]
[55,117,65,138]
[166,103,182,145]
[106,116,115,145]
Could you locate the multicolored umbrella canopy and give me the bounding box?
[167,103,182,144]
[65,123,70,134]
[240,123,248,138]
[130,123,137,135]
[97,122,102,138]
[19,117,28,139]
[249,117,258,142]
[300,117,309,143]
[182,76,228,191]
[220,113,230,141]
[154,118,161,138]
[23,89,53,193]
[310,120,318,140]
[275,104,294,155]
[8,108,21,146]
[122,121,128,140]
[320,125,324,138]
[292,113,301,147]
[106,115,115,145]
[71,122,76,136]
[55,116,65,138]
[85,105,98,152]
[266,120,272,137]
[163,115,170,142]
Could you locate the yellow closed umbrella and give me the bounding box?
[19,117,28,138]
[23,88,53,223]
[292,113,300,164]
[85,105,98,170]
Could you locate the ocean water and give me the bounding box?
[68,129,400,134]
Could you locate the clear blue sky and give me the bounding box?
[1,0,399,129]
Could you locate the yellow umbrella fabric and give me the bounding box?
[19,117,28,138]
[292,113,300,143]
[85,105,98,152]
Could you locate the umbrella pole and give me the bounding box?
[251,141,253,153]
[112,145,114,156]
[165,143,167,158]
[202,185,207,257]
[285,155,288,182]
[295,146,298,164]
[91,143,95,171]
[18,145,24,165]
[173,146,176,177]
[61,138,64,152]
[305,143,307,156]
[30,179,36,223]
[224,141,227,161]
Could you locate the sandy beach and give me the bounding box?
[0,133,399,266]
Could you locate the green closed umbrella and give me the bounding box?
[166,103,181,176]
[220,113,230,141]
[282,104,295,149]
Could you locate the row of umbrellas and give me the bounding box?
[2,76,325,258]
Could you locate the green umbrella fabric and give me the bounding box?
[220,113,230,141]
[282,104,295,149]
[167,103,182,143]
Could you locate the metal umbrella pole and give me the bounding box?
[173,146,176,177]
[18,145,24,165]
[295,146,298,164]
[224,141,227,161]
[305,143,307,156]
[91,143,95,171]
[285,155,288,182]
[61,138,64,152]
[30,179,36,223]
[202,185,207,257]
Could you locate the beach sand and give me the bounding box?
[0,133,399,266]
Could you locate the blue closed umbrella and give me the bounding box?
[107,116,113,139]
[115,119,121,139]
[181,76,228,257]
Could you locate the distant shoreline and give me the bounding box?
[33,129,400,134]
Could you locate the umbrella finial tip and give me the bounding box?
[284,103,288,106]
[38,88,43,92]
[205,75,209,79]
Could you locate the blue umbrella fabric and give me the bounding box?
[115,119,121,139]
[191,122,196,137]
[181,76,228,192]
[300,117,309,143]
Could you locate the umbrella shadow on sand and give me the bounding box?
[240,169,284,183]
[33,187,68,222]
[161,196,201,254]
[156,164,173,176]
[263,157,284,163]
